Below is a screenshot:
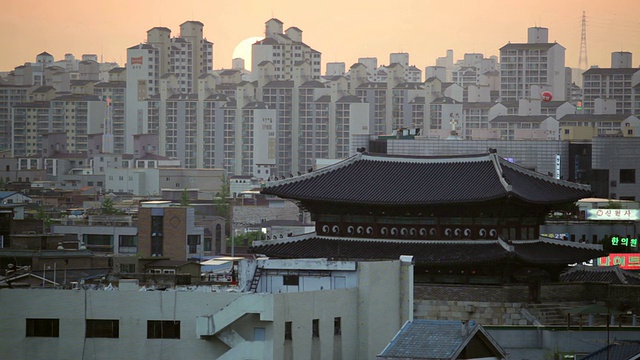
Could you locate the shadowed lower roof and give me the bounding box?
[377,319,506,359]
[250,235,606,266]
[261,152,592,206]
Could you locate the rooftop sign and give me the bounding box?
[586,209,639,221]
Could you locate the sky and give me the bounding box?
[2,0,640,73]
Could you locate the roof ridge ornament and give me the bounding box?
[488,150,513,192]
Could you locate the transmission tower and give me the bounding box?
[578,11,588,69]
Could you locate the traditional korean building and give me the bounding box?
[251,150,607,285]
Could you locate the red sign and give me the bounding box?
[131,56,143,65]
[597,253,640,270]
[541,91,553,102]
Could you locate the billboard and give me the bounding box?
[596,253,640,270]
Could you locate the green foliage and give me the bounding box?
[0,177,6,191]
[180,189,191,206]
[35,204,53,233]
[227,231,264,246]
[605,200,623,209]
[100,197,124,215]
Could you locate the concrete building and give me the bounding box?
[93,68,126,154]
[0,257,412,360]
[499,27,566,102]
[252,19,321,81]
[582,52,640,115]
[0,84,30,153]
[124,21,214,153]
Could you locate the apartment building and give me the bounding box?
[125,21,214,153]
[252,18,321,81]
[499,27,566,102]
[582,51,640,115]
[0,84,30,153]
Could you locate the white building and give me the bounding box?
[582,52,640,115]
[125,21,214,153]
[499,27,566,102]
[252,19,321,81]
[0,257,413,360]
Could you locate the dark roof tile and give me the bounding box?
[261,153,592,206]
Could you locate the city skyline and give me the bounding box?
[2,0,640,73]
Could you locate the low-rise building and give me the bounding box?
[0,257,412,360]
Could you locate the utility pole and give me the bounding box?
[579,11,589,70]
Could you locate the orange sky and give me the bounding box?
[2,0,639,73]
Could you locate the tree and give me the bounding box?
[100,197,123,215]
[180,189,191,206]
[36,204,53,233]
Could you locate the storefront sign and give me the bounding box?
[586,209,640,221]
[597,253,640,270]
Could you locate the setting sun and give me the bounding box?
[232,36,263,71]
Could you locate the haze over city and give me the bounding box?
[2,0,640,72]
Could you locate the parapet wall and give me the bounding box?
[414,283,640,325]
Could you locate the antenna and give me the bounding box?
[579,11,588,69]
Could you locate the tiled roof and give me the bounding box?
[580,341,640,360]
[219,69,239,76]
[250,235,605,265]
[561,265,640,285]
[583,68,640,76]
[490,115,550,123]
[94,81,126,88]
[300,80,326,88]
[432,96,459,104]
[336,95,361,103]
[559,114,631,122]
[244,101,269,109]
[261,153,592,206]
[394,82,423,90]
[255,38,278,45]
[264,80,294,88]
[357,82,386,89]
[205,94,229,101]
[32,85,56,93]
[378,319,506,359]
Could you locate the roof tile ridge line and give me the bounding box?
[613,266,628,285]
[497,237,514,252]
[265,153,361,186]
[518,237,604,250]
[490,152,512,192]
[500,156,591,191]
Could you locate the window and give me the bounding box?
[120,263,136,273]
[118,235,137,253]
[620,169,636,184]
[86,319,119,338]
[283,275,299,286]
[187,235,200,254]
[334,317,341,335]
[147,320,180,339]
[284,321,292,340]
[26,318,59,337]
[312,319,319,337]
